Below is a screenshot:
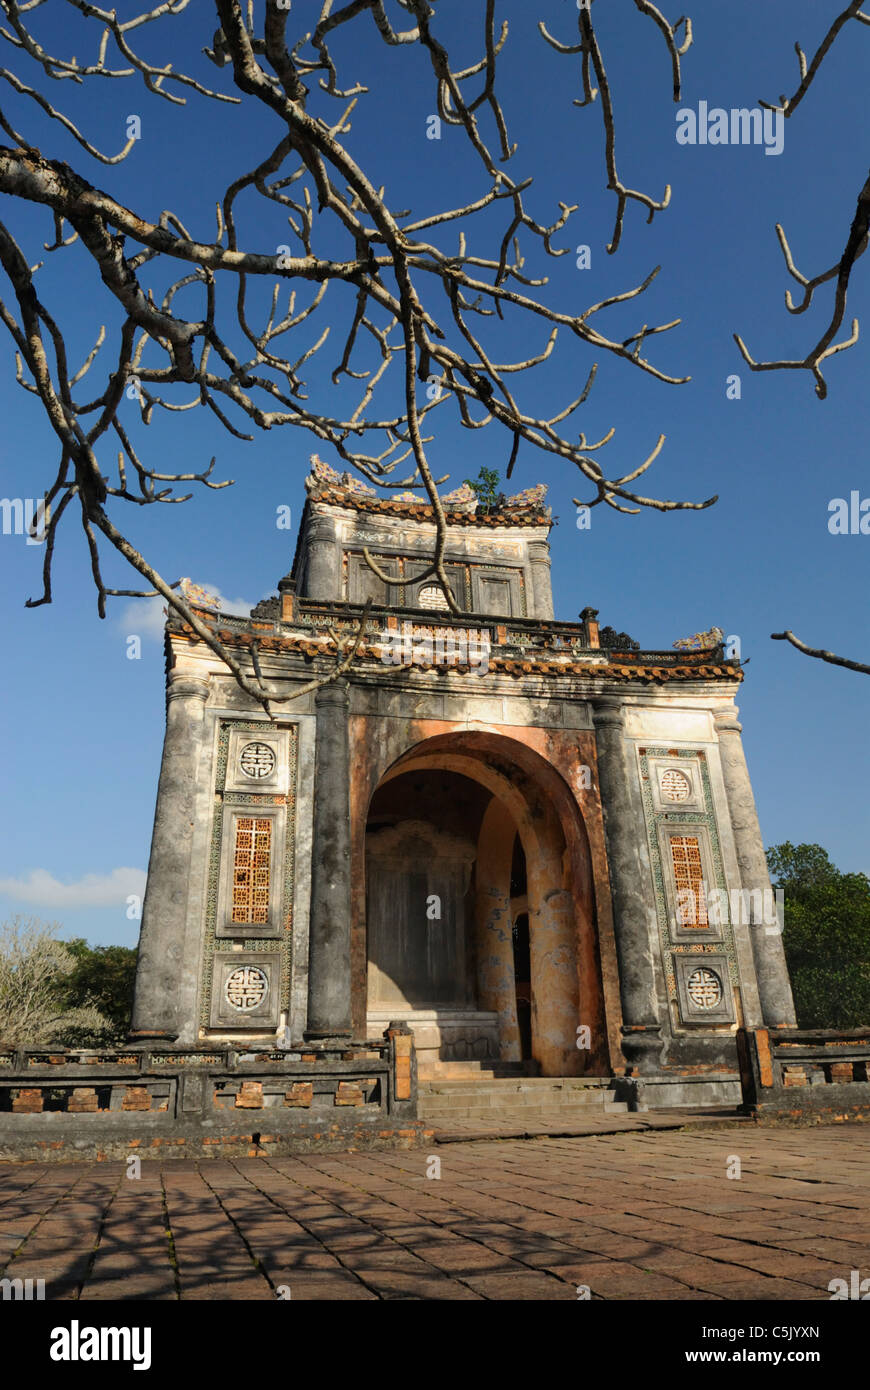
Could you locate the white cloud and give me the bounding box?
[117,582,263,642]
[117,595,170,642]
[0,867,147,908]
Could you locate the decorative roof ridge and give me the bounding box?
[303,453,552,525]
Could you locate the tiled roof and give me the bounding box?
[170,612,741,684]
[304,455,551,526]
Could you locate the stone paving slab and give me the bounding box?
[0,1123,868,1300]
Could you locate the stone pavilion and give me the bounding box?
[128,458,797,1109]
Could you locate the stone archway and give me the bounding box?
[360,732,609,1078]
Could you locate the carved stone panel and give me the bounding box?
[225,728,290,795]
[210,952,282,1029]
[647,755,704,813]
[346,552,397,605]
[674,953,735,1025]
[470,567,521,618]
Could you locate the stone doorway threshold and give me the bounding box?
[426,1108,750,1144]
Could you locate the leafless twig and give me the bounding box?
[736,6,869,396]
[540,0,691,252]
[734,172,870,399]
[772,629,870,676]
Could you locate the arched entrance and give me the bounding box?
[361,732,607,1078]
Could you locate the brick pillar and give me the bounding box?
[278,574,297,622]
[580,607,600,649]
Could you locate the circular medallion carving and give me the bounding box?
[686,967,723,1010]
[239,741,276,780]
[418,584,449,611]
[660,767,691,802]
[225,965,268,1012]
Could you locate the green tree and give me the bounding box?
[766,843,870,1029]
[0,917,112,1048]
[59,940,138,1039]
[463,467,502,511]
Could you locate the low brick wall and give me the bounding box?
[0,1027,427,1161]
[737,1027,870,1123]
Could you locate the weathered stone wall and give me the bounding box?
[737,1027,870,1123]
[0,1034,422,1162]
[594,697,795,1076]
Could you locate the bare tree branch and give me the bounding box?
[772,629,870,676]
[735,171,870,398]
[736,5,869,395]
[759,0,868,119]
[0,0,711,707]
[540,0,691,253]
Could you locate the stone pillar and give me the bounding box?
[474,797,521,1062]
[303,515,341,601]
[527,540,554,620]
[714,706,797,1027]
[592,700,664,1073]
[129,674,209,1041]
[527,874,581,1076]
[305,680,353,1040]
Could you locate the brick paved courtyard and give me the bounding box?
[1,1124,868,1301]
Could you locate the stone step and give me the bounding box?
[419,1101,630,1122]
[420,1082,614,1099]
[418,1090,619,1113]
[419,1106,624,1123]
[429,1109,750,1143]
[420,1062,540,1081]
[417,1076,630,1121]
[421,1077,615,1092]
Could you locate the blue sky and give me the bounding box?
[1,0,868,948]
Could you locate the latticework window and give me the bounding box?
[670,834,708,927]
[232,817,272,924]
